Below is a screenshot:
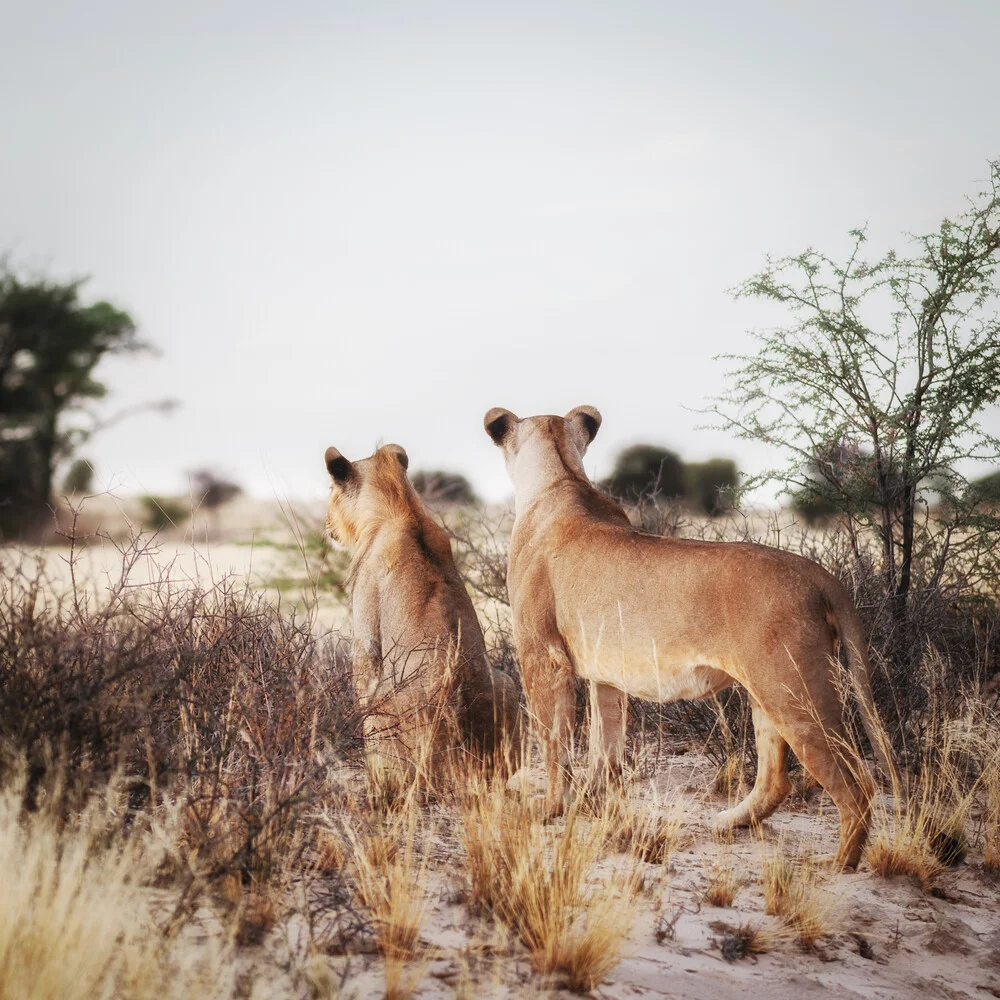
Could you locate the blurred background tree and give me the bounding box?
[713,159,1000,616]
[602,444,738,516]
[602,444,685,503]
[0,261,170,539]
[411,469,479,506]
[684,458,740,516]
[59,457,95,495]
[189,468,242,539]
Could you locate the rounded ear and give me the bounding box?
[324,446,353,482]
[381,443,409,471]
[565,405,602,445]
[484,407,518,446]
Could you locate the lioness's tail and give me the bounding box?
[825,587,897,785]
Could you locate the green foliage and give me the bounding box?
[60,458,95,495]
[603,445,685,502]
[971,470,1000,505]
[139,495,189,532]
[603,445,739,515]
[684,458,740,516]
[713,159,1000,606]
[0,262,143,538]
[411,469,479,505]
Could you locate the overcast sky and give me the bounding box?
[3,0,999,502]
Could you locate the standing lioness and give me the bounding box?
[325,443,522,774]
[484,405,891,869]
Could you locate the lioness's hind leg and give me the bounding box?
[714,699,791,832]
[790,731,872,870]
[587,682,626,800]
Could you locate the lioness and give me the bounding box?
[484,405,892,869]
[325,442,522,774]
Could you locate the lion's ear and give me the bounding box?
[565,405,602,448]
[484,407,518,446]
[325,446,353,482]
[381,443,409,471]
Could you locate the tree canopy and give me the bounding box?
[0,264,144,537]
[712,159,1000,608]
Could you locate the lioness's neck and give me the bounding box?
[510,439,588,515]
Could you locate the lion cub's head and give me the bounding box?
[323,443,411,549]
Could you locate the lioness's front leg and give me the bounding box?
[588,681,626,802]
[520,642,576,819]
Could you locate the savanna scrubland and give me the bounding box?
[2,490,1000,1000]
[4,163,1000,999]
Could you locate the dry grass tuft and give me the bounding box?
[704,858,742,907]
[710,919,783,960]
[983,755,1000,870]
[349,812,427,964]
[713,750,751,801]
[461,778,637,990]
[232,889,278,947]
[867,710,977,888]
[0,769,233,1000]
[599,791,687,865]
[762,848,839,947]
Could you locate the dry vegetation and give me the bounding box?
[2,499,1000,997]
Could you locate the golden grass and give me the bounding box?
[867,709,976,888]
[0,773,232,1000]
[461,777,637,989]
[762,847,839,947]
[599,790,687,865]
[704,857,742,907]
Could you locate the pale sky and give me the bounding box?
[3,0,998,502]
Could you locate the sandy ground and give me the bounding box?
[218,753,1000,999]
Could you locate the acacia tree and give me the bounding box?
[713,161,1000,615]
[0,265,146,537]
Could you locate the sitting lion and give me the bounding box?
[484,405,893,869]
[324,442,522,775]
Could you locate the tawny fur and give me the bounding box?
[325,444,522,774]
[484,406,892,869]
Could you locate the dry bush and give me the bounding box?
[0,533,362,896]
[710,919,784,961]
[461,779,637,990]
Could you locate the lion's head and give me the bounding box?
[323,443,411,549]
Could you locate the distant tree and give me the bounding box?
[60,457,95,495]
[188,468,242,540]
[712,159,1000,614]
[190,469,242,510]
[411,469,479,506]
[0,262,163,537]
[684,458,740,516]
[970,470,1000,505]
[602,444,685,503]
[139,494,189,532]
